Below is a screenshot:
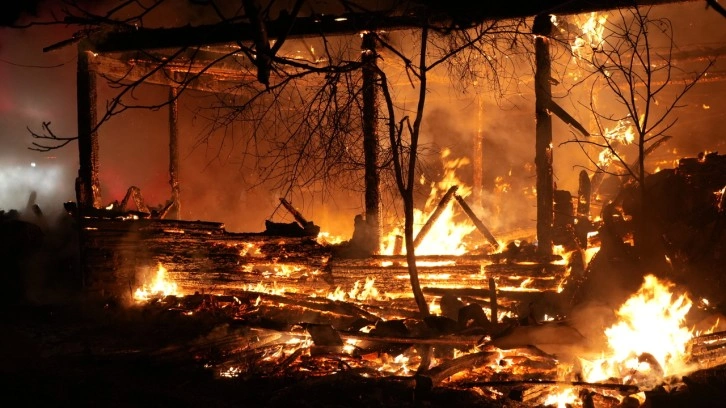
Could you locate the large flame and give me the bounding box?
[133,263,180,301]
[581,274,694,386]
[380,149,476,256]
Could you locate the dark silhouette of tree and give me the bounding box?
[557,7,714,265]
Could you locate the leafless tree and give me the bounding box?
[557,7,714,261]
[21,1,530,321]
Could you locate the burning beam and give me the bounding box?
[413,185,459,250]
[453,193,500,250]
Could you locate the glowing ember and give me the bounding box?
[133,263,180,301]
[581,274,694,387]
[244,281,287,296]
[326,277,384,302]
[239,242,262,257]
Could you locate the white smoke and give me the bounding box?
[0,160,70,213]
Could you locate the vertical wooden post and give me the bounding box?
[577,170,591,217]
[168,87,181,219]
[473,94,484,208]
[362,32,380,252]
[76,41,101,209]
[534,15,554,257]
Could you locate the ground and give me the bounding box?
[2,298,726,407]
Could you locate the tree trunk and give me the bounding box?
[405,197,429,316]
[362,32,380,252]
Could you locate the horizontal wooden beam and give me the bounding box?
[83,1,692,53]
[90,52,258,93]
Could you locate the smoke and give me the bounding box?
[0,161,72,214]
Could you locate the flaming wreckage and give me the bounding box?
[3,0,726,407]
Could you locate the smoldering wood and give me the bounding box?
[278,197,320,236]
[76,43,101,209]
[119,186,150,214]
[279,197,311,226]
[577,170,591,217]
[453,194,500,249]
[413,185,459,249]
[422,287,560,302]
[488,277,498,323]
[415,351,499,393]
[689,330,726,369]
[456,380,640,394]
[553,190,574,229]
[340,332,485,348]
[393,235,403,255]
[81,214,567,315]
[168,87,180,219]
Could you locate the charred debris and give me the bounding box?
[3,151,726,406]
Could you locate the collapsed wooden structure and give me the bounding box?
[62,0,693,244]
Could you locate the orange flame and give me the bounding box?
[581,275,694,387]
[381,149,477,256]
[133,263,180,301]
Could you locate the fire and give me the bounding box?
[317,231,345,245]
[568,12,608,60]
[133,263,180,301]
[239,242,262,257]
[244,281,287,296]
[380,149,477,256]
[326,277,384,302]
[581,274,694,387]
[543,387,578,408]
[598,120,635,168]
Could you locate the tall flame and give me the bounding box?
[582,275,694,386]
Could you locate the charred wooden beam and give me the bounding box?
[279,197,320,236]
[79,1,691,53]
[76,42,101,209]
[577,170,591,217]
[416,351,499,393]
[454,193,500,249]
[168,87,180,219]
[553,190,574,229]
[456,380,640,394]
[413,185,458,249]
[423,287,561,302]
[339,332,485,347]
[489,277,498,324]
[534,14,554,257]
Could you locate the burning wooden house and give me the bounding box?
[13,0,726,406]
